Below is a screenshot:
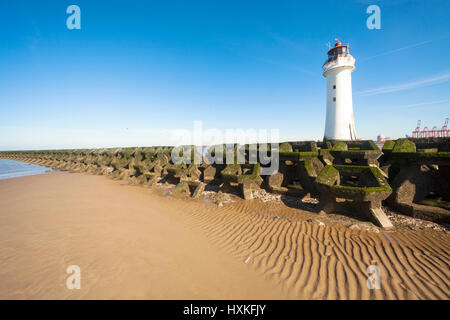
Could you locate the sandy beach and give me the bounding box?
[0,172,449,299]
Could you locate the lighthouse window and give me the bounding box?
[333,97,336,102]
[336,46,347,55]
[333,85,336,89]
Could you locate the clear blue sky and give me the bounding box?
[0,0,449,150]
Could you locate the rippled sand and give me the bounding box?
[0,172,448,299]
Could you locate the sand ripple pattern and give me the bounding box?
[172,198,450,300]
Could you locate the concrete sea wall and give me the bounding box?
[1,138,449,229]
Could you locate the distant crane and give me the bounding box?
[441,118,449,137]
[412,118,450,138]
[422,126,429,138]
[412,120,421,137]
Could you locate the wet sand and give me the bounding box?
[0,172,449,299]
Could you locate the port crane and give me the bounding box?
[412,118,449,138]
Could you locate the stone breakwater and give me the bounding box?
[1,138,449,229]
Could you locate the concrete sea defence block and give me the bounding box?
[315,164,394,229]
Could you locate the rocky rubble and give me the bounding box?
[251,189,281,202]
[203,191,234,207]
[384,207,448,232]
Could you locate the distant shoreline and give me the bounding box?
[0,158,53,181]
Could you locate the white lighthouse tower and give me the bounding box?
[323,39,357,141]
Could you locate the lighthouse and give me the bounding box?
[323,39,357,141]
